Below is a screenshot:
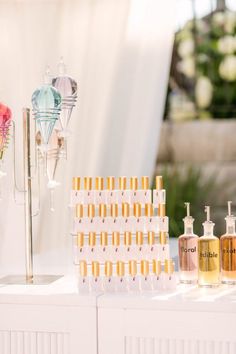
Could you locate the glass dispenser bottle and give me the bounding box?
[178,202,198,284]
[221,201,236,284]
[198,206,220,287]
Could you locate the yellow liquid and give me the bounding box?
[198,236,220,287]
[221,235,236,283]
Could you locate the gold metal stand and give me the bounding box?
[0,108,62,285]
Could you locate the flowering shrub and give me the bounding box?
[172,10,236,119]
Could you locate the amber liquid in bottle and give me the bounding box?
[220,202,236,284]
[198,206,220,287]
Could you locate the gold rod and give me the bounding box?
[23,108,33,283]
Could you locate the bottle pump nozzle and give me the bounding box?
[203,205,215,236]
[183,202,194,234]
[225,201,236,234]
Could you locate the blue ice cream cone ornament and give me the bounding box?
[31,68,62,149]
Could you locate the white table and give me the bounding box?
[97,285,236,354]
[0,276,97,354]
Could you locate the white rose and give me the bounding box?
[212,12,225,26]
[218,35,236,55]
[219,55,236,81]
[224,11,236,33]
[195,77,213,109]
[196,19,209,34]
[178,38,194,58]
[177,57,195,78]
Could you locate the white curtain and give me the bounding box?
[0,0,174,274]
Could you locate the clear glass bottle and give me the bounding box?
[128,260,140,292]
[103,261,115,293]
[71,177,84,205]
[164,259,177,290]
[107,176,116,204]
[221,201,236,284]
[75,232,87,263]
[152,260,163,291]
[178,202,198,284]
[115,261,127,292]
[198,206,220,287]
[78,261,90,294]
[87,232,98,262]
[158,231,170,262]
[135,231,144,261]
[94,176,106,204]
[91,261,103,293]
[83,176,94,204]
[111,231,121,261]
[140,260,152,291]
[98,231,108,262]
[117,176,131,204]
[130,176,138,204]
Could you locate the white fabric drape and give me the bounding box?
[0,0,174,274]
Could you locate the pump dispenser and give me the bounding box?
[198,206,220,287]
[220,201,236,284]
[178,202,198,284]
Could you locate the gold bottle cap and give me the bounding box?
[119,176,127,190]
[111,203,118,217]
[79,261,87,277]
[129,260,137,276]
[117,261,125,277]
[134,203,142,217]
[136,231,143,245]
[124,231,132,246]
[92,261,100,277]
[130,176,138,190]
[112,232,120,246]
[107,176,115,190]
[153,260,161,276]
[159,231,167,245]
[99,204,107,218]
[95,176,104,190]
[89,232,96,246]
[145,203,153,217]
[100,232,108,246]
[76,204,83,218]
[84,176,92,190]
[148,231,155,245]
[164,259,175,275]
[156,176,163,190]
[141,260,149,276]
[158,204,166,217]
[141,176,149,190]
[77,232,84,247]
[122,203,130,217]
[105,261,113,277]
[88,204,95,218]
[72,177,80,190]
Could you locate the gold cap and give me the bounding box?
[79,261,87,277]
[110,203,118,217]
[105,261,113,277]
[77,232,84,247]
[72,177,80,190]
[100,232,108,246]
[153,260,161,276]
[159,231,167,245]
[88,204,95,218]
[112,232,120,246]
[122,203,130,217]
[156,176,163,190]
[124,231,132,246]
[119,176,127,190]
[145,203,153,217]
[107,176,115,190]
[133,203,142,217]
[130,176,138,190]
[164,259,175,275]
[117,261,125,277]
[148,231,155,245]
[129,260,137,276]
[136,231,143,245]
[76,204,83,218]
[92,261,100,277]
[141,176,149,190]
[99,204,107,218]
[141,260,149,276]
[158,204,166,217]
[84,176,92,190]
[95,176,104,190]
[89,232,96,246]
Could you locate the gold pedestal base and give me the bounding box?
[0,275,63,285]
